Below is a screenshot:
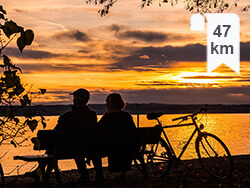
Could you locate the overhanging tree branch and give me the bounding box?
[85,0,249,16]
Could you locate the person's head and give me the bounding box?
[71,88,90,106]
[106,93,126,112]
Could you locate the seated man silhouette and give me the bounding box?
[53,88,103,182]
[26,89,103,183]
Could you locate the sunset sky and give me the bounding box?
[1,0,250,105]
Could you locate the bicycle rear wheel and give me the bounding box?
[0,162,4,188]
[196,132,233,179]
[134,137,172,178]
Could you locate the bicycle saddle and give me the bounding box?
[147,112,164,120]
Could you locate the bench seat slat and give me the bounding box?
[13,154,55,162]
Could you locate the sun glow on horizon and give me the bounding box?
[179,72,220,84]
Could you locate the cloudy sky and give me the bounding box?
[1,0,250,104]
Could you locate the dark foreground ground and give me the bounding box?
[4,155,249,188]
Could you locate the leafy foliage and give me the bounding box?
[86,0,118,16]
[0,6,46,147]
[86,0,249,16]
[242,5,250,12]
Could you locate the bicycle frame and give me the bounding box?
[144,106,233,179]
[156,114,202,161]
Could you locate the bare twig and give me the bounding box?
[1,33,18,51]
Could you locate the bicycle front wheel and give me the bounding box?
[196,132,233,179]
[134,137,172,178]
[0,162,4,188]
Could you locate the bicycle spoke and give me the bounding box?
[150,155,170,160]
[204,136,218,157]
[200,137,215,158]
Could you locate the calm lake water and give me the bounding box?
[1,113,249,176]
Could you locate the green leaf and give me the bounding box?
[0,119,5,124]
[39,89,46,94]
[10,140,17,147]
[14,85,25,96]
[0,6,6,14]
[17,36,26,52]
[40,115,45,121]
[41,121,46,129]
[0,13,5,19]
[3,71,22,92]
[31,137,40,150]
[14,118,20,125]
[2,21,23,38]
[24,29,34,45]
[17,29,34,52]
[20,99,25,107]
[11,64,22,73]
[20,94,31,106]
[24,94,31,105]
[8,92,15,99]
[3,55,10,66]
[27,119,38,132]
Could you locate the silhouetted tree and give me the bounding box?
[0,5,46,148]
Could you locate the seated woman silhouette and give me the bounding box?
[98,93,136,178]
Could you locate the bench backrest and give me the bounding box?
[65,127,162,149]
[34,127,162,154]
[33,130,62,152]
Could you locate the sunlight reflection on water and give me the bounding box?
[1,113,249,176]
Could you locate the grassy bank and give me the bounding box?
[3,154,249,188]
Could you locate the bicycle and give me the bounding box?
[134,106,234,179]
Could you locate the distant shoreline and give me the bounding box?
[0,104,249,116]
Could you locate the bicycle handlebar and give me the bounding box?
[172,105,207,122]
[172,116,188,122]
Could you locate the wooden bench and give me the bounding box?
[14,128,162,187]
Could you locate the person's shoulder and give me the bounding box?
[86,107,97,115]
[108,111,131,117]
[123,111,135,121]
[121,111,132,117]
[58,110,73,121]
[60,110,73,117]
